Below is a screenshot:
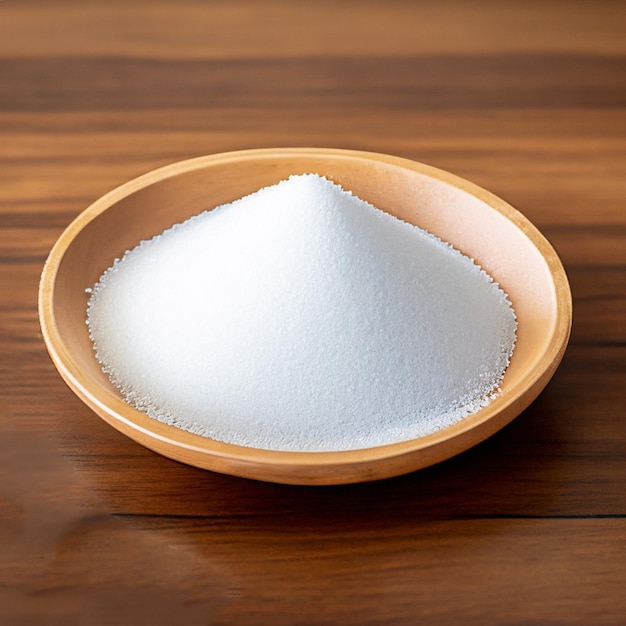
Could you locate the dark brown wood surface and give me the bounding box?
[1,1,625,624]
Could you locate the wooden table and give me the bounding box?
[1,2,625,624]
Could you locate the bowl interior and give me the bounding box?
[40,149,571,484]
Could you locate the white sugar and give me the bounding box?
[86,174,517,451]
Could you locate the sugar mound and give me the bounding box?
[86,174,517,452]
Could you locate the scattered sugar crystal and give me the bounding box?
[86,174,517,452]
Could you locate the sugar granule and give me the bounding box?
[86,174,517,451]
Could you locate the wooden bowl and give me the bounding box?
[39,148,572,485]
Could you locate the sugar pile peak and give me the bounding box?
[86,174,517,451]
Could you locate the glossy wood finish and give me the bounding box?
[2,0,625,623]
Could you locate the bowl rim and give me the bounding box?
[38,147,573,483]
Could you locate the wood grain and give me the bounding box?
[1,0,625,623]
